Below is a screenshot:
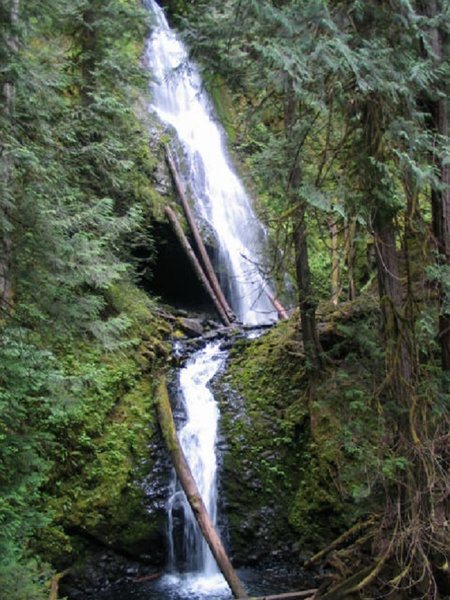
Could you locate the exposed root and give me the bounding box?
[304,516,376,568]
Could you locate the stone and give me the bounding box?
[177,317,204,337]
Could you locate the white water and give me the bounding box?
[142,2,278,593]
[166,342,229,593]
[144,0,277,326]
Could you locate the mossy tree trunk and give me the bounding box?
[284,77,323,370]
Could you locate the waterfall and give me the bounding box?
[144,0,277,326]
[167,342,225,578]
[143,1,277,591]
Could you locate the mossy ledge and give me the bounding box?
[215,297,384,566]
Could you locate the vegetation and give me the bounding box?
[178,1,450,596]
[0,1,169,596]
[1,0,449,599]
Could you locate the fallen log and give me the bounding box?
[268,294,289,320]
[304,517,375,568]
[165,205,231,326]
[245,589,318,600]
[133,573,161,583]
[157,376,248,599]
[165,146,236,323]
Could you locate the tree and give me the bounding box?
[178,0,450,594]
[0,1,156,595]
[0,0,19,315]
[419,0,450,371]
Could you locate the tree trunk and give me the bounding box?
[294,206,323,368]
[344,217,357,301]
[157,376,248,599]
[164,206,231,326]
[284,78,323,369]
[165,146,236,324]
[423,0,450,371]
[373,217,415,411]
[0,0,19,315]
[329,217,340,306]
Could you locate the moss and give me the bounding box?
[206,74,237,143]
[220,302,385,555]
[217,320,309,560]
[37,283,174,565]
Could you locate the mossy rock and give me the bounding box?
[215,321,309,562]
[216,306,383,559]
[38,283,175,567]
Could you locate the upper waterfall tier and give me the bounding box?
[144,0,277,326]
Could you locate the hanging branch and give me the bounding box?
[157,376,248,599]
[164,205,231,326]
[165,145,236,323]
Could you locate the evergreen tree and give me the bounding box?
[178,0,450,594]
[0,0,156,595]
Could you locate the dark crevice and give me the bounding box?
[136,221,216,313]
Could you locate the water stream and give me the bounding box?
[167,341,226,579]
[144,0,277,326]
[105,3,281,598]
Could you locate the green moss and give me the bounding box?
[37,283,173,564]
[221,304,385,553]
[217,320,309,557]
[206,74,237,142]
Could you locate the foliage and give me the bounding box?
[177,1,450,594]
[0,1,168,596]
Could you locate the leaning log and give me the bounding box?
[157,376,248,599]
[49,569,70,600]
[268,294,289,320]
[165,205,231,326]
[165,146,236,323]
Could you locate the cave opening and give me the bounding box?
[136,221,217,315]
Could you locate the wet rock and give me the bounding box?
[60,549,160,599]
[177,317,204,337]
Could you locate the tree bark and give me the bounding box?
[157,376,248,599]
[165,206,231,326]
[344,217,357,301]
[329,217,340,306]
[373,215,415,415]
[422,0,450,371]
[0,0,19,315]
[165,146,236,323]
[284,78,323,369]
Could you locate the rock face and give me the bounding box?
[214,379,301,566]
[60,549,160,599]
[211,323,309,566]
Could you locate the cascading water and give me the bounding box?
[142,2,279,596]
[167,341,225,579]
[144,0,277,326]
